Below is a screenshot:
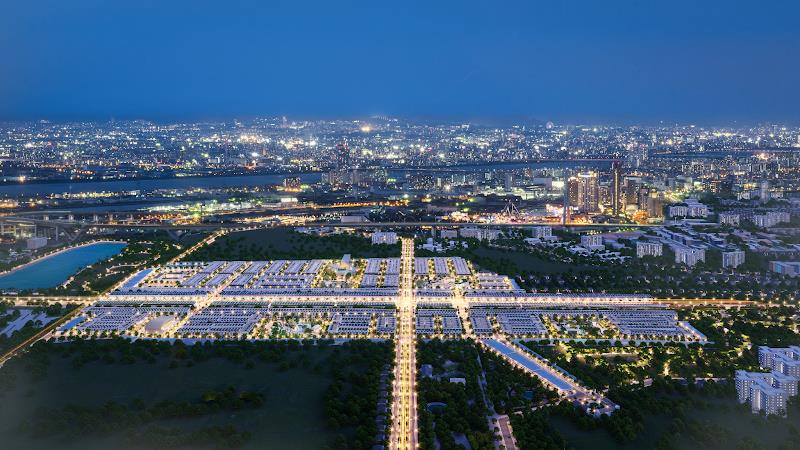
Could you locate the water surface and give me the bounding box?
[0,242,127,290]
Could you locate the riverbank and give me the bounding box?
[0,168,322,186]
[0,172,323,198]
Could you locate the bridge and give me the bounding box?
[49,220,662,231]
[0,204,674,242]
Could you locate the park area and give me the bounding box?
[184,227,400,261]
[509,378,800,450]
[470,246,581,275]
[549,397,799,450]
[0,338,392,450]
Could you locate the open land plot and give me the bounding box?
[549,414,667,450]
[549,397,799,450]
[671,401,800,450]
[0,340,386,450]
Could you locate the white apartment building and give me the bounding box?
[26,236,48,250]
[439,229,458,239]
[752,211,791,228]
[668,199,709,218]
[460,227,501,241]
[751,215,770,228]
[769,261,800,278]
[750,379,789,415]
[580,234,605,251]
[736,369,798,416]
[421,238,444,253]
[530,226,553,240]
[371,231,398,245]
[671,244,705,266]
[636,241,663,258]
[773,371,800,397]
[772,355,800,378]
[759,346,800,378]
[685,199,709,217]
[722,250,745,269]
[718,213,741,226]
[668,205,688,218]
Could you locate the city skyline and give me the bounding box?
[0,3,798,450]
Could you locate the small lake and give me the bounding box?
[0,242,127,290]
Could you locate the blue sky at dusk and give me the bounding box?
[2,0,799,124]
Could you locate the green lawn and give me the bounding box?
[0,343,338,450]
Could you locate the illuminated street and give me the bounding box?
[390,237,418,450]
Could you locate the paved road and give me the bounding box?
[480,338,617,416]
[653,298,759,308]
[474,352,518,450]
[82,220,662,230]
[496,415,518,450]
[389,238,418,450]
[0,296,94,305]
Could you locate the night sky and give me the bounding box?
[2,0,799,124]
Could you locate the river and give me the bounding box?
[0,160,611,198]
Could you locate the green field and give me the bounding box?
[185,228,400,261]
[0,339,389,450]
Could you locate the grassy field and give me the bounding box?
[184,227,400,261]
[0,342,341,450]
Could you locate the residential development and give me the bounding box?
[736,346,800,416]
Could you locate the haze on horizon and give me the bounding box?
[2,0,799,125]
